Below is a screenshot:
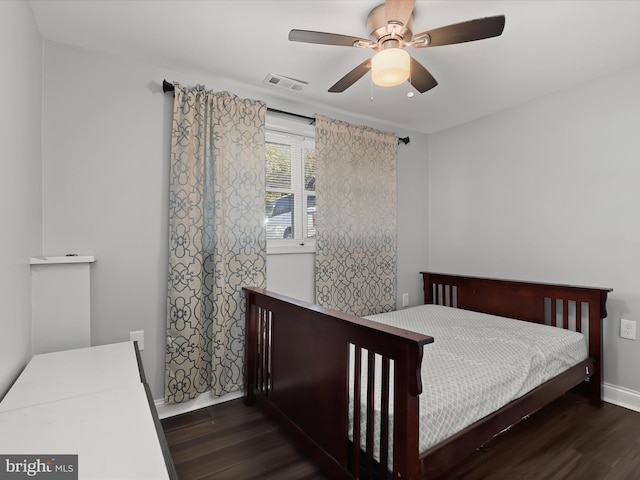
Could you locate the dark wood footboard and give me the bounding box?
[244,287,432,480]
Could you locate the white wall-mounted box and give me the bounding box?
[30,255,96,354]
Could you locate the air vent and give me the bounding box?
[263,73,308,92]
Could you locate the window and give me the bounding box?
[265,115,316,253]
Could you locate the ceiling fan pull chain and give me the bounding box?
[370,75,374,102]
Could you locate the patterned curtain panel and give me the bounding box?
[165,85,267,404]
[315,115,398,316]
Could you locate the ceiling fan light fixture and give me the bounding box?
[371,48,410,87]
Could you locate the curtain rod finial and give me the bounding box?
[162,80,175,93]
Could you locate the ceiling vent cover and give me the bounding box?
[263,73,308,92]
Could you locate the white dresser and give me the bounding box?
[0,342,177,479]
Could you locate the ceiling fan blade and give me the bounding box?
[289,29,374,48]
[413,15,505,48]
[409,57,438,93]
[385,0,416,27]
[328,59,372,92]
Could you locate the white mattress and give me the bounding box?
[356,304,588,458]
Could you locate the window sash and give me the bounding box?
[265,128,315,247]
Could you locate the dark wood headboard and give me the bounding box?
[422,272,610,323]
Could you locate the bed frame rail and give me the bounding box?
[243,274,611,479]
[244,287,433,480]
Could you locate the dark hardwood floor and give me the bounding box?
[161,397,330,479]
[162,387,640,479]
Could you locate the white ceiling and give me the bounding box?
[29,0,640,134]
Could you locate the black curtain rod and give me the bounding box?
[163,80,314,124]
[162,80,409,145]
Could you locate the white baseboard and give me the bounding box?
[603,382,640,413]
[153,384,639,419]
[154,390,244,419]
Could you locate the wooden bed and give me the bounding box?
[243,272,612,479]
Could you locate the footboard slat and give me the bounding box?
[351,345,362,477]
[257,307,271,396]
[365,350,375,479]
[380,357,391,477]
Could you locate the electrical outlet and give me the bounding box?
[620,319,636,340]
[402,293,409,307]
[130,330,144,350]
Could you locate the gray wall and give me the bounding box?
[0,1,43,398]
[428,65,640,395]
[41,41,430,402]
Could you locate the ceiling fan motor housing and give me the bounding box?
[367,3,414,49]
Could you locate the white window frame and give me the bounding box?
[265,114,316,255]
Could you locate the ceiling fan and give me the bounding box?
[289,0,505,93]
